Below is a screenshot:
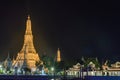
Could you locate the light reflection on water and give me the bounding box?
[50,78,61,80]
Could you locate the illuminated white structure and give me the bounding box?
[13,15,41,72]
[102,61,120,76]
[66,63,81,76]
[4,53,12,73]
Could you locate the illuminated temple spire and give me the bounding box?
[14,15,40,71]
[57,48,61,62]
[21,15,36,53]
[26,15,32,34]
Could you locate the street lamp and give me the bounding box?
[0,65,2,68]
[0,65,2,72]
[51,67,54,71]
[51,67,55,79]
[51,67,55,75]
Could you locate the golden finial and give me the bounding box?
[28,15,30,19]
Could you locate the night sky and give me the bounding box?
[0,0,120,63]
